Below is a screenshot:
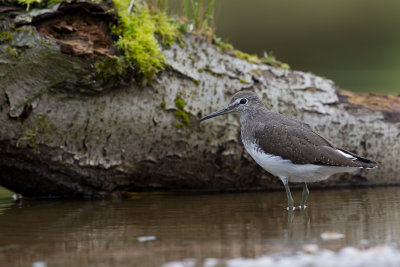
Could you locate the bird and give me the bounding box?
[199,90,377,209]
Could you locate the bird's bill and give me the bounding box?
[199,106,232,122]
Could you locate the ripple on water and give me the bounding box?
[0,187,399,266]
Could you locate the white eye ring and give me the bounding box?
[239,98,248,105]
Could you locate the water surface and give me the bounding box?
[0,187,400,266]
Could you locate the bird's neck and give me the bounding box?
[239,106,267,126]
[239,111,251,126]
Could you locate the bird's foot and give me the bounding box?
[286,206,296,211]
[299,205,308,209]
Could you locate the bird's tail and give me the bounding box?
[337,148,378,169]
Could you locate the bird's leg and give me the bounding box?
[283,181,294,210]
[287,208,294,225]
[300,206,310,227]
[300,182,309,208]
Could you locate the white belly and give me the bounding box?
[243,142,358,183]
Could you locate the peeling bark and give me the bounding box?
[32,2,117,58]
[0,3,399,197]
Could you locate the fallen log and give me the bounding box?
[0,2,399,197]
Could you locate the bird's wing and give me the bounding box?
[250,115,367,167]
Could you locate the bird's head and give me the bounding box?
[199,91,263,122]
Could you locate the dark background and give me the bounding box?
[213,0,400,94]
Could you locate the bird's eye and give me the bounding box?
[240,98,247,105]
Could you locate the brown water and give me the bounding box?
[0,187,400,266]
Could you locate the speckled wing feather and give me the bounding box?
[247,111,377,168]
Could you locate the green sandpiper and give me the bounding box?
[199,91,377,209]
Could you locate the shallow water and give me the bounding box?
[0,186,400,266]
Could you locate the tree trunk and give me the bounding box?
[1,2,399,197]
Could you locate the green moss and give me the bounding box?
[47,0,68,5]
[201,69,225,79]
[239,79,248,84]
[262,53,276,65]
[17,0,42,11]
[232,50,259,64]
[15,0,68,10]
[280,63,290,70]
[0,31,14,42]
[15,116,55,151]
[6,0,290,84]
[174,110,190,127]
[174,97,191,127]
[213,36,233,51]
[261,52,290,69]
[6,47,19,58]
[110,0,179,82]
[153,12,179,47]
[213,36,290,69]
[16,129,38,149]
[95,56,128,82]
[160,100,166,109]
[213,36,259,64]
[178,39,185,48]
[174,97,185,110]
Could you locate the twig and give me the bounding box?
[128,0,135,13]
